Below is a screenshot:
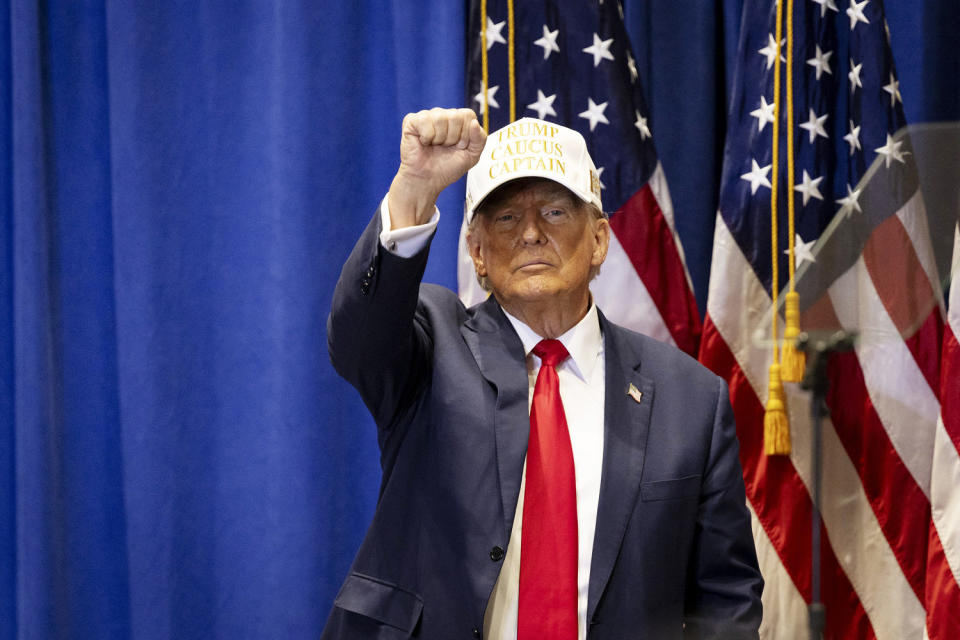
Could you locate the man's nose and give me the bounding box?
[519,212,547,245]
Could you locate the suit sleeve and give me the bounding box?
[683,378,764,639]
[327,210,435,435]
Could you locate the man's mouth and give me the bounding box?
[516,259,553,272]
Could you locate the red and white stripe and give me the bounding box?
[930,225,960,635]
[459,163,702,357]
[699,197,960,637]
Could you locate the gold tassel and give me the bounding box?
[780,291,806,382]
[765,363,792,455]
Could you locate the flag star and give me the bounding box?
[786,234,817,266]
[582,33,615,67]
[812,0,839,17]
[534,25,560,60]
[759,33,786,70]
[748,95,775,132]
[596,166,607,190]
[474,85,500,110]
[485,17,506,50]
[634,110,651,139]
[848,58,863,92]
[883,72,902,107]
[626,50,638,82]
[527,90,557,120]
[847,0,870,30]
[799,108,830,143]
[806,45,833,80]
[741,159,772,195]
[837,183,863,216]
[577,98,610,131]
[578,98,610,131]
[793,170,824,206]
[843,120,862,154]
[874,133,906,168]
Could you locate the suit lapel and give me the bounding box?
[461,302,654,616]
[461,296,530,542]
[587,313,654,621]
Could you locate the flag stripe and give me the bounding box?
[862,214,937,337]
[704,219,927,638]
[904,312,946,409]
[940,323,960,455]
[815,252,954,631]
[825,350,930,602]
[646,163,695,290]
[894,193,945,323]
[928,230,960,639]
[927,430,960,639]
[748,502,809,638]
[861,207,942,393]
[591,231,675,347]
[607,177,701,356]
[700,315,878,640]
[828,260,939,497]
[707,221,957,637]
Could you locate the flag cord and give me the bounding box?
[507,0,516,123]
[780,0,806,382]
[770,0,783,357]
[786,0,796,284]
[480,0,489,132]
[765,0,791,455]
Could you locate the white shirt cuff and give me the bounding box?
[379,195,440,257]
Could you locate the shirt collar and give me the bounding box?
[502,302,603,383]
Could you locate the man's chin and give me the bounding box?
[497,277,565,303]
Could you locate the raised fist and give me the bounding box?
[388,108,486,228]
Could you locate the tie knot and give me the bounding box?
[532,339,569,368]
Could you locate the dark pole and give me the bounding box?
[798,330,856,640]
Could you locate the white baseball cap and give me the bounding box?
[465,117,603,221]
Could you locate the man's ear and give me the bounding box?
[467,230,487,277]
[591,217,610,267]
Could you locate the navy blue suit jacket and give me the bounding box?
[323,213,762,639]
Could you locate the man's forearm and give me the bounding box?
[327,210,433,427]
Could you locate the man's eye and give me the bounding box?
[495,213,516,223]
[543,209,568,221]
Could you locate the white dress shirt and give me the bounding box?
[378,196,439,257]
[379,197,606,640]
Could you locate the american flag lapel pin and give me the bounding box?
[627,383,643,404]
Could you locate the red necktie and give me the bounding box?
[518,339,578,640]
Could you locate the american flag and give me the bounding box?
[458,0,701,357]
[699,0,960,637]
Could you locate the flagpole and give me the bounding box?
[799,330,856,640]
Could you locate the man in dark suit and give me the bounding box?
[324,108,762,639]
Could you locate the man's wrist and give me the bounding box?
[387,174,441,228]
[380,196,439,257]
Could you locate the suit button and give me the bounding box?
[489,546,504,561]
[366,266,375,278]
[472,628,480,639]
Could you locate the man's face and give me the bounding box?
[467,178,610,313]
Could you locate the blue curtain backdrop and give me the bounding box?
[1,1,956,638]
